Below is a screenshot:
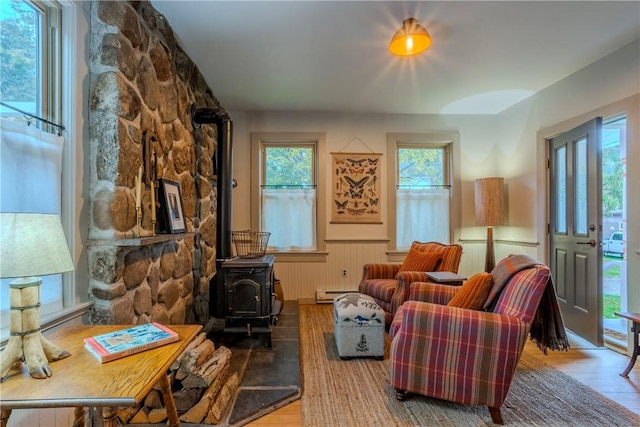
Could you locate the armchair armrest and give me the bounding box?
[408,281,458,305]
[359,263,401,283]
[390,300,530,407]
[390,271,432,317]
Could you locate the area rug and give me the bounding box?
[300,304,640,426]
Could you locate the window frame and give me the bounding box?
[250,132,327,261]
[1,0,89,342]
[386,132,462,254]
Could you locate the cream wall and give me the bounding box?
[230,112,499,241]
[228,39,639,304]
[497,39,639,315]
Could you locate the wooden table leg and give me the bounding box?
[1,409,11,427]
[159,373,180,427]
[620,319,639,378]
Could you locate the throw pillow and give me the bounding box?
[447,272,494,310]
[397,248,442,273]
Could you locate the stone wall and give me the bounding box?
[87,0,221,326]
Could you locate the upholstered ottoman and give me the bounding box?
[333,293,385,360]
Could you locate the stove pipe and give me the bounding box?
[191,104,233,318]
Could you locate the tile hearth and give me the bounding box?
[203,302,301,427]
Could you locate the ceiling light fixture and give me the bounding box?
[389,17,432,56]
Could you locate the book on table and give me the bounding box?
[84,322,179,363]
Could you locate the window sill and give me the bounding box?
[269,251,328,262]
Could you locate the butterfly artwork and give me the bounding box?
[334,199,348,214]
[347,208,366,216]
[331,152,382,223]
[348,166,365,176]
[347,158,367,167]
[344,176,369,189]
[349,188,364,199]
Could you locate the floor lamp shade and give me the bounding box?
[474,178,505,272]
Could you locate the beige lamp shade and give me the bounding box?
[474,178,505,227]
[389,18,432,56]
[0,213,74,279]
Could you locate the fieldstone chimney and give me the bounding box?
[86,0,221,326]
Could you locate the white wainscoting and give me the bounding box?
[273,241,389,302]
[273,239,540,302]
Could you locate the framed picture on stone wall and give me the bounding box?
[159,178,186,233]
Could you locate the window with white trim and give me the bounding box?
[250,132,327,255]
[0,0,73,334]
[387,133,457,250]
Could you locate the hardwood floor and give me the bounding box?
[247,334,640,426]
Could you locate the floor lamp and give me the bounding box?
[0,213,74,381]
[474,177,505,273]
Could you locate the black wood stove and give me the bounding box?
[220,254,275,347]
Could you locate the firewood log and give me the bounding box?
[175,339,215,380]
[172,388,202,413]
[117,404,142,423]
[147,407,168,424]
[144,389,164,409]
[204,372,240,424]
[171,332,208,371]
[179,355,231,423]
[129,407,149,424]
[182,346,231,389]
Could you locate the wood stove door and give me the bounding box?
[226,277,262,317]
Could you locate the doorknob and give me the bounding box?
[577,239,596,247]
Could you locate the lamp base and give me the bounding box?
[0,278,71,382]
[485,226,496,273]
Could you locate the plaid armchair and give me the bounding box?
[358,241,462,324]
[389,263,550,425]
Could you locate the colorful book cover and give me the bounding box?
[84,322,179,363]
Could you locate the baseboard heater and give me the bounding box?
[315,289,357,304]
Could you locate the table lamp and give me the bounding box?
[0,213,74,381]
[474,177,505,272]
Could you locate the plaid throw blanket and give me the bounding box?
[484,254,570,354]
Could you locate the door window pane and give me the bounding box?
[555,146,567,234]
[574,137,588,235]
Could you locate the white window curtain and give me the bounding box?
[0,118,65,321]
[261,188,316,251]
[396,188,450,249]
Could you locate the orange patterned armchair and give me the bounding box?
[388,255,566,424]
[358,241,463,324]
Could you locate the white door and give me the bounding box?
[549,118,603,346]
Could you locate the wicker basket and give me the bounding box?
[232,231,271,258]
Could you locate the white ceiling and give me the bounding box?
[151,1,640,115]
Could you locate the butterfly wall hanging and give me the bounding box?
[331,152,382,224]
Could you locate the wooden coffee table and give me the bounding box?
[0,324,202,427]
